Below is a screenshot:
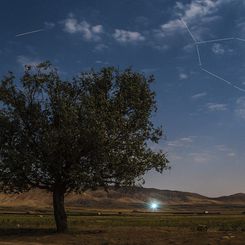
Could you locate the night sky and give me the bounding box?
[1,0,245,197]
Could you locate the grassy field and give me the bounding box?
[0,209,244,245]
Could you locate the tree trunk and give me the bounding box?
[53,188,68,233]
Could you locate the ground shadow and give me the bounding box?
[0,228,105,237]
[0,228,56,237]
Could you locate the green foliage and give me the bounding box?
[0,62,168,194]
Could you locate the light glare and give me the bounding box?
[150,202,158,210]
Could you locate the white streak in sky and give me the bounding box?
[196,38,234,45]
[180,19,197,43]
[201,68,232,85]
[236,38,245,42]
[180,19,245,93]
[16,29,44,37]
[195,44,202,66]
[233,85,245,92]
[201,68,245,92]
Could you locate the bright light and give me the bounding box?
[150,202,158,210]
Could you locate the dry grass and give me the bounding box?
[0,211,244,244]
[0,227,244,245]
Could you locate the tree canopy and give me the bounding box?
[0,62,169,232]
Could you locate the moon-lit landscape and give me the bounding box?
[0,0,245,244]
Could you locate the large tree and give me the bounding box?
[0,62,169,232]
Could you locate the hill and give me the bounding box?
[0,187,244,209]
[214,193,245,204]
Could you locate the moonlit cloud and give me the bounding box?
[212,43,225,55]
[63,15,103,41]
[113,29,145,43]
[158,20,183,37]
[179,72,188,80]
[156,0,232,39]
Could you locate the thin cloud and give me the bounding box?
[167,136,195,148]
[215,145,236,157]
[235,97,245,120]
[191,92,207,99]
[206,103,227,112]
[94,43,109,52]
[44,22,56,29]
[227,152,236,157]
[17,55,41,67]
[188,152,210,163]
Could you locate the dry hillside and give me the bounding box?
[0,187,244,209]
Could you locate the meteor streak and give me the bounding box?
[16,29,44,37]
